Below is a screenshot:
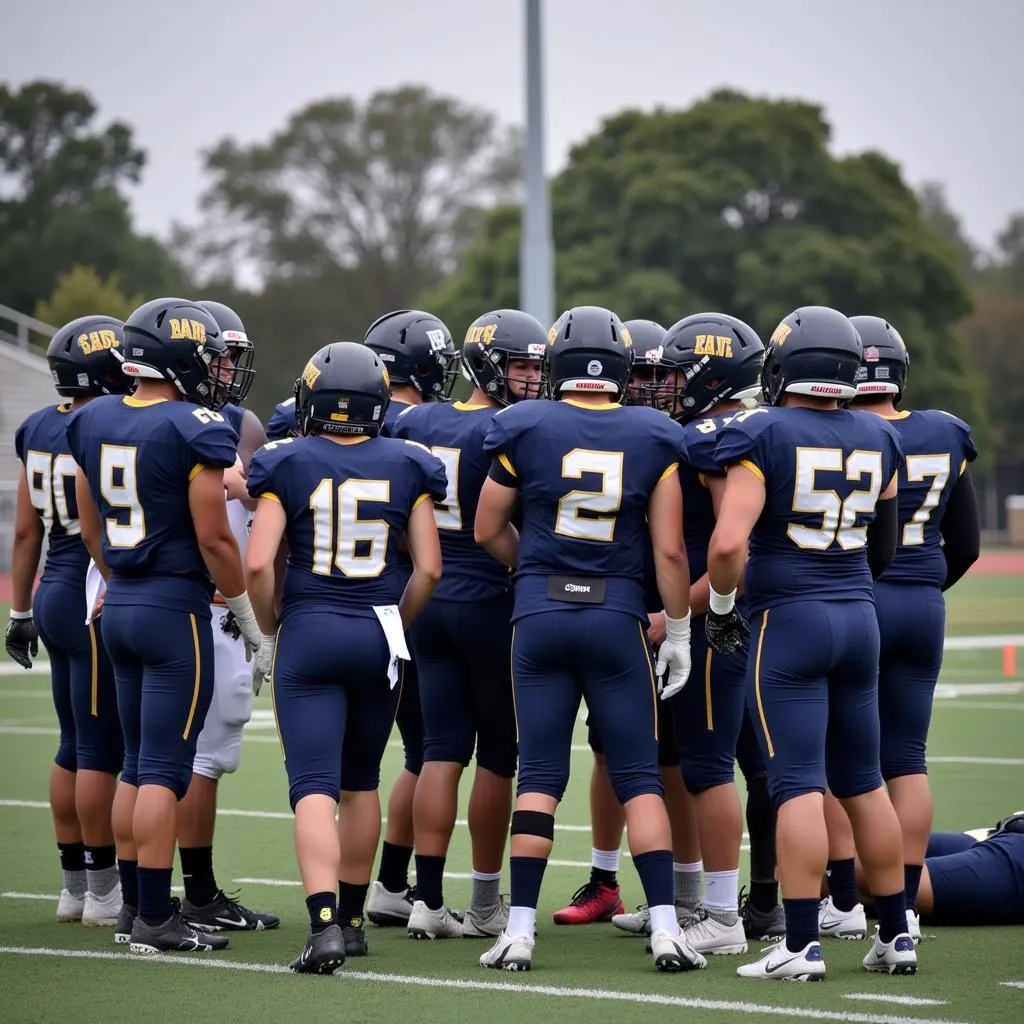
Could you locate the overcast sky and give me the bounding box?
[3,0,1021,252]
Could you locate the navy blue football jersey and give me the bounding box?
[380,397,413,438]
[67,395,239,613]
[265,397,297,441]
[222,402,247,437]
[482,399,685,623]
[710,406,903,613]
[247,434,446,620]
[870,410,977,587]
[390,400,511,602]
[14,404,90,584]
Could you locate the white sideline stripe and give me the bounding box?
[933,701,1024,711]
[3,889,184,901]
[0,946,975,1024]
[1000,980,1024,989]
[2,724,1023,766]
[843,994,949,1007]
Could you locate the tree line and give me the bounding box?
[3,79,1021,465]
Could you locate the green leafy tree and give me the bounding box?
[35,265,142,327]
[0,80,179,315]
[430,90,984,432]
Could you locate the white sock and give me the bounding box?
[649,903,680,936]
[591,847,620,873]
[471,870,502,882]
[704,869,739,923]
[507,905,536,939]
[673,860,703,907]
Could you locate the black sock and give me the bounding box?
[826,857,859,913]
[904,864,923,912]
[414,855,446,910]
[509,856,547,910]
[377,841,413,893]
[137,866,173,926]
[632,850,673,909]
[589,866,618,888]
[306,891,337,933]
[875,889,908,943]
[338,881,370,923]
[745,773,778,882]
[86,844,117,871]
[783,897,820,953]
[118,859,139,909]
[58,842,86,872]
[750,878,779,913]
[179,845,218,907]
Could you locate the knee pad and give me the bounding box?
[607,763,664,804]
[54,741,77,774]
[510,809,555,841]
[679,752,735,794]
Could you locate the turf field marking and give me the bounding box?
[842,994,949,1007]
[933,701,1024,711]
[0,946,976,1024]
[1000,980,1024,989]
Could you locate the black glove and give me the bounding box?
[5,616,39,670]
[220,610,242,641]
[705,607,750,655]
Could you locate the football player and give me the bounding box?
[245,342,445,974]
[7,316,130,926]
[819,316,979,944]
[67,298,264,955]
[705,305,915,980]
[557,316,702,928]
[627,312,769,956]
[856,813,1024,927]
[362,309,460,927]
[474,305,705,973]
[162,299,279,935]
[390,308,544,940]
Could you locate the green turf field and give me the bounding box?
[1,573,1022,1024]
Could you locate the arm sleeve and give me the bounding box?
[939,469,981,591]
[867,495,898,579]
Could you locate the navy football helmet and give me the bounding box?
[653,313,764,421]
[195,299,256,405]
[850,315,909,402]
[295,342,391,437]
[761,305,863,406]
[120,297,234,409]
[622,319,667,406]
[461,309,546,406]
[46,315,132,398]
[546,305,633,399]
[363,309,459,401]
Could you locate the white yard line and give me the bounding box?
[0,945,976,1024]
[842,994,949,1007]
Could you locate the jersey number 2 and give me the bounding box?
[555,449,624,543]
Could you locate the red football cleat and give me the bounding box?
[552,880,625,925]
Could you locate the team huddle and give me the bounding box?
[8,294,1022,985]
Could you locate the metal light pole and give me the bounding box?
[520,0,555,327]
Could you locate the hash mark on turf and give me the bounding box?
[0,946,976,1024]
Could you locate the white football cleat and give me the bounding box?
[613,902,697,936]
[366,881,414,926]
[818,895,867,939]
[862,932,918,975]
[407,900,463,939]
[479,930,534,971]
[462,897,510,938]
[679,908,748,955]
[82,884,123,927]
[650,928,707,972]
[56,889,85,923]
[737,939,826,981]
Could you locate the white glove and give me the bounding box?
[655,612,692,700]
[252,633,276,696]
[223,592,262,662]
